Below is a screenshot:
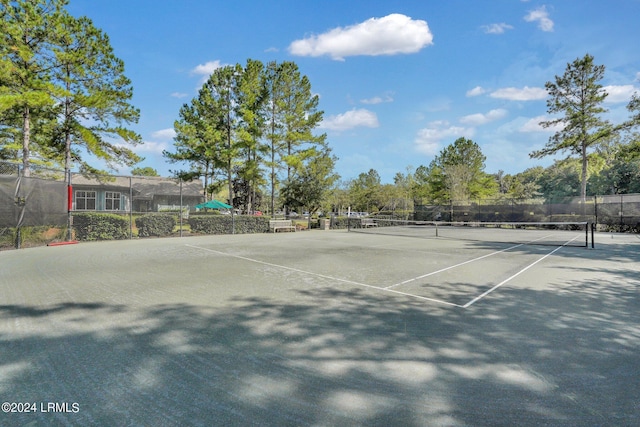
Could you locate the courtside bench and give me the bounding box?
[361,218,377,228]
[269,219,296,233]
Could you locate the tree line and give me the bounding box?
[2,3,638,220]
[174,53,639,217]
[338,54,640,214]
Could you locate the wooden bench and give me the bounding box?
[360,218,377,228]
[269,219,296,233]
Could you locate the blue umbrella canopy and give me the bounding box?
[195,200,232,209]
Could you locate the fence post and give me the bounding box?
[129,176,133,239]
[179,180,183,238]
[620,194,624,228]
[15,227,21,249]
[67,169,73,241]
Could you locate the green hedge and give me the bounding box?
[135,214,176,237]
[73,212,129,241]
[189,215,270,234]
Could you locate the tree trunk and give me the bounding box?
[270,114,276,216]
[22,106,31,177]
[581,143,588,201]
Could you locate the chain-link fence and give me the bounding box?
[595,194,640,230]
[414,195,640,231]
[414,197,596,222]
[3,159,640,249]
[0,162,67,249]
[0,162,210,249]
[69,172,207,242]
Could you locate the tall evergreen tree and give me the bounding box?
[531,54,613,200]
[264,61,325,214]
[263,61,286,214]
[52,14,141,177]
[207,65,242,209]
[166,85,223,199]
[0,0,67,175]
[278,62,325,179]
[236,59,267,213]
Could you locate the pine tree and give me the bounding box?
[531,54,613,200]
[0,0,67,175]
[263,61,325,214]
[236,59,267,213]
[52,14,141,177]
[167,89,223,199]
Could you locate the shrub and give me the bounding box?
[189,215,270,235]
[135,214,176,237]
[0,226,69,249]
[73,212,129,241]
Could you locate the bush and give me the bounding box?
[135,214,176,237]
[189,215,270,235]
[0,226,67,249]
[73,212,129,241]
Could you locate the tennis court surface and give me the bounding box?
[1,229,639,425]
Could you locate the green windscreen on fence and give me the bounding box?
[350,218,591,248]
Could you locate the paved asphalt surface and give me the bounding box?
[1,231,639,426]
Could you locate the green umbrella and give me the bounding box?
[195,200,232,209]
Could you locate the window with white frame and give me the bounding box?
[105,191,121,210]
[75,190,96,210]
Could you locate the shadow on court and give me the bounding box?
[1,263,638,426]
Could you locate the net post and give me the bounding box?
[591,222,595,249]
[129,176,133,239]
[585,221,589,248]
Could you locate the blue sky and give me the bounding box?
[67,0,640,183]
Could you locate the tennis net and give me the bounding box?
[350,218,594,248]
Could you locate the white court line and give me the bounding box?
[462,246,563,308]
[384,232,561,290]
[462,234,582,308]
[384,243,525,290]
[185,244,463,307]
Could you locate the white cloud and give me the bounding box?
[414,121,474,155]
[288,14,433,61]
[490,86,547,101]
[602,85,637,103]
[136,129,176,155]
[360,93,394,104]
[524,6,554,32]
[320,109,379,131]
[191,60,224,76]
[466,86,486,97]
[481,23,514,34]
[151,128,177,140]
[137,140,170,155]
[520,115,565,133]
[190,60,227,84]
[170,92,188,99]
[460,109,508,126]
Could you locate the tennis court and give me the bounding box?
[1,228,639,425]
